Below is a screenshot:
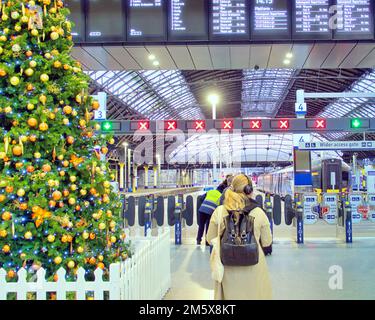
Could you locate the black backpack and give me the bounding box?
[220,199,260,267]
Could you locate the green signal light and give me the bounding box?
[351,119,362,129]
[101,121,113,131]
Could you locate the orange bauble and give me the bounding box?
[97,262,105,270]
[66,136,74,144]
[2,245,10,253]
[2,211,12,221]
[63,106,72,114]
[29,135,37,142]
[63,189,70,197]
[89,257,96,265]
[19,203,28,211]
[12,145,22,156]
[92,100,100,110]
[5,186,13,193]
[7,270,15,278]
[101,147,108,155]
[27,166,35,173]
[15,162,24,169]
[39,122,49,131]
[49,200,56,208]
[89,233,96,240]
[26,50,33,57]
[0,194,6,202]
[58,202,64,208]
[27,118,38,127]
[52,190,62,201]
[42,164,52,172]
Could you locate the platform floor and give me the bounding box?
[164,238,375,300]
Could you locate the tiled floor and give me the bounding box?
[164,238,375,300]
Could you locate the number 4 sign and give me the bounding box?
[295,103,307,115]
[93,92,107,120]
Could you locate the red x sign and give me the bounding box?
[138,121,150,131]
[222,120,233,130]
[195,120,206,130]
[315,119,326,129]
[279,120,289,129]
[165,120,177,131]
[250,120,262,130]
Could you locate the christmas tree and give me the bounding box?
[0,0,129,281]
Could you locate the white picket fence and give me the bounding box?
[0,228,171,300]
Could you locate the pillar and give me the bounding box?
[132,164,138,193]
[127,149,132,191]
[153,166,158,189]
[176,169,180,188]
[144,165,149,189]
[119,163,125,191]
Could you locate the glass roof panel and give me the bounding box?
[87,70,203,120]
[242,69,295,117]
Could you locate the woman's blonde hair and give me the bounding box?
[224,174,251,212]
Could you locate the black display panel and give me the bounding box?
[333,0,374,39]
[86,0,125,42]
[65,0,85,42]
[251,0,291,40]
[168,0,208,40]
[293,0,332,40]
[209,0,250,40]
[128,0,167,41]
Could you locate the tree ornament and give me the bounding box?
[28,118,38,127]
[24,231,33,240]
[54,256,62,265]
[10,76,20,86]
[40,74,49,82]
[50,31,59,40]
[2,211,12,221]
[12,145,23,156]
[2,245,10,253]
[29,60,37,68]
[39,122,49,131]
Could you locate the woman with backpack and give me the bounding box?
[207,174,273,300]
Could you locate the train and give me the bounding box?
[257,158,351,198]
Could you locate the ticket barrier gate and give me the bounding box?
[138,195,165,237]
[285,193,353,244]
[168,195,194,245]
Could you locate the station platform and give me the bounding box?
[164,238,375,300]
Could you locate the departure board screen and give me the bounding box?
[251,0,291,40]
[293,0,331,40]
[128,0,167,41]
[168,0,208,40]
[86,0,125,42]
[333,0,374,39]
[210,0,250,40]
[65,0,85,42]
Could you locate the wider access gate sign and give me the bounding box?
[299,141,375,151]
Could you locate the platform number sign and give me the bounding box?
[93,92,107,121]
[369,194,375,222]
[303,195,319,225]
[295,103,307,115]
[323,194,338,225]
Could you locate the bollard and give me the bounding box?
[296,202,304,244]
[344,201,353,243]
[144,201,152,237]
[175,202,182,245]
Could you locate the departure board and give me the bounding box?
[251,0,291,40]
[86,0,125,42]
[210,0,250,40]
[169,0,208,40]
[293,0,331,40]
[128,0,167,41]
[65,0,85,42]
[333,0,374,39]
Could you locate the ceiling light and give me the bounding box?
[148,54,156,60]
[286,52,293,59]
[283,59,290,65]
[153,60,160,66]
[207,93,220,105]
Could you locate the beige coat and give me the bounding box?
[207,205,273,300]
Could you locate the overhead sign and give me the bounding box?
[299,141,375,151]
[93,92,107,121]
[293,134,311,148]
[295,102,307,115]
